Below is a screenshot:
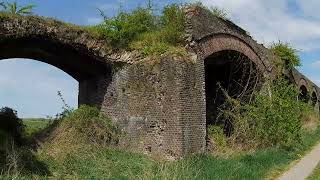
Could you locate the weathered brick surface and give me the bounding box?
[79,58,199,158]
[1,6,320,159]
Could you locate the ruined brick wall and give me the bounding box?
[184,6,275,76]
[0,13,207,158]
[291,69,320,111]
[178,54,206,155]
[3,5,320,159]
[78,6,320,158]
[79,57,202,158]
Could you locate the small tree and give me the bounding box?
[0,1,36,15]
[0,107,24,144]
[271,42,301,70]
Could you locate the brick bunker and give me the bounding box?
[0,6,319,159]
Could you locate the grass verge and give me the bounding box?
[308,163,320,180]
[1,125,320,179]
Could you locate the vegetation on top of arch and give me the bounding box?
[271,41,301,70]
[91,1,235,57]
[0,0,246,59]
[0,1,189,58]
[92,1,187,57]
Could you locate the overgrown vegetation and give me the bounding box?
[0,107,24,144]
[271,41,301,70]
[208,78,311,152]
[0,0,231,59]
[206,41,315,153]
[0,1,320,179]
[0,105,121,177]
[2,119,320,179]
[93,2,186,56]
[59,105,121,146]
[0,107,49,177]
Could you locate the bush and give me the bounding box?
[160,4,185,45]
[96,7,155,49]
[0,107,24,144]
[271,42,301,70]
[244,78,304,149]
[95,3,186,56]
[216,78,307,150]
[207,125,227,150]
[62,105,121,145]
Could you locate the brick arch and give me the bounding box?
[311,88,318,106]
[298,78,310,92]
[0,15,114,81]
[196,34,266,73]
[298,79,310,103]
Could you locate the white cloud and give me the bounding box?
[198,0,320,52]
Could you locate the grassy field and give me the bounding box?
[1,120,320,179]
[23,118,50,137]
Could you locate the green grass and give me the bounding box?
[309,163,320,180]
[1,127,320,179]
[1,106,320,179]
[23,118,50,137]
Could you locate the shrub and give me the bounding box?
[62,105,121,145]
[96,7,155,49]
[207,125,227,150]
[244,78,304,149]
[160,4,185,45]
[0,107,24,144]
[216,78,306,150]
[271,42,301,70]
[95,3,186,56]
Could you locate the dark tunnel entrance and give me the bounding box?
[299,85,309,103]
[312,91,317,107]
[205,50,261,137]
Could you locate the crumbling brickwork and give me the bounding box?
[1,5,319,159]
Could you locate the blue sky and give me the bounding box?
[1,0,320,118]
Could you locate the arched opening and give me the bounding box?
[0,58,78,118]
[0,37,111,81]
[0,36,112,109]
[311,91,318,107]
[205,50,261,136]
[299,85,309,103]
[0,35,112,105]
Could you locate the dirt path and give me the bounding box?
[278,143,320,180]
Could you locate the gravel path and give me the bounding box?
[278,143,320,180]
